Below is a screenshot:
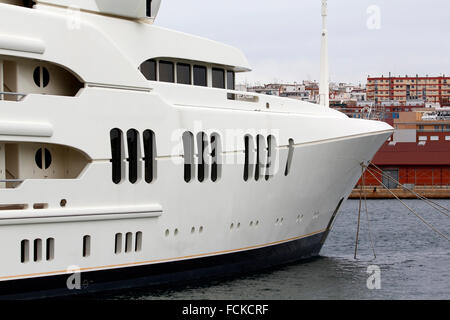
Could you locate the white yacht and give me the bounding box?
[0,0,392,298]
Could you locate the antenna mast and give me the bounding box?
[319,0,329,107]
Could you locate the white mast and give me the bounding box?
[319,0,329,107]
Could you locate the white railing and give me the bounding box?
[0,91,27,102]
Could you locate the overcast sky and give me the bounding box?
[156,0,449,86]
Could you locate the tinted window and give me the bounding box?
[140,59,156,81]
[177,63,191,85]
[193,65,207,87]
[212,68,225,89]
[227,71,235,90]
[159,61,174,83]
[110,128,123,184]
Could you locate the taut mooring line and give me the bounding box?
[365,167,450,242]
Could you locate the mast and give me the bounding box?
[319,0,329,107]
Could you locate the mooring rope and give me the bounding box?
[367,161,450,217]
[354,168,363,260]
[364,167,450,242]
[362,166,377,260]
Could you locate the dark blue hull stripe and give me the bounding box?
[0,231,325,299]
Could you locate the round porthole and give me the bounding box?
[33,66,50,88]
[35,148,52,169]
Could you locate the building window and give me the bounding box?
[212,68,225,89]
[193,65,207,87]
[159,60,174,83]
[140,59,157,81]
[177,63,191,85]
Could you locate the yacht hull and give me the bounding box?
[0,231,325,299]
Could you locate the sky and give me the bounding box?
[155,0,449,86]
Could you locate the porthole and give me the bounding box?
[33,66,50,88]
[35,148,52,169]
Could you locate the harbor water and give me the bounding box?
[100,199,450,300]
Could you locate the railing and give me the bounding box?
[0,179,24,189]
[0,91,27,102]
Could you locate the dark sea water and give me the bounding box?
[104,199,450,300]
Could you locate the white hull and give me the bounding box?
[0,2,393,296]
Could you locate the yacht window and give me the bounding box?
[227,71,235,90]
[127,129,139,184]
[285,139,295,176]
[227,70,236,99]
[46,238,55,261]
[210,133,222,182]
[177,63,192,85]
[110,128,123,184]
[143,130,157,183]
[193,65,207,87]
[140,59,157,81]
[212,68,225,89]
[183,131,195,183]
[244,135,255,181]
[254,135,266,181]
[33,66,50,88]
[197,132,208,182]
[83,235,91,258]
[159,60,174,83]
[265,135,277,180]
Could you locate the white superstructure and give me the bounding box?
[0,0,392,297]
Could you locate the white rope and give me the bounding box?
[368,161,450,217]
[365,167,450,242]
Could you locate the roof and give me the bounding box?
[373,141,450,166]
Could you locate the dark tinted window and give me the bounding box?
[110,128,123,184]
[143,130,156,183]
[127,129,139,184]
[212,68,225,89]
[177,63,191,85]
[227,71,235,90]
[159,61,174,83]
[140,59,156,81]
[193,65,207,87]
